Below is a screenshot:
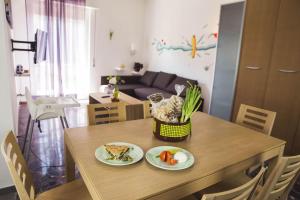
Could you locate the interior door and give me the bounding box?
[232,0,281,120]
[264,0,300,155]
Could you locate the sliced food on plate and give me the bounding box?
[159,149,188,165]
[146,146,194,170]
[105,144,133,161]
[95,142,144,166]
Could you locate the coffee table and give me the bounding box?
[89,92,144,120]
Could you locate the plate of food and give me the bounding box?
[95,142,144,166]
[145,146,194,170]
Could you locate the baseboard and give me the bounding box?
[0,185,16,195]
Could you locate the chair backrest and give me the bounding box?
[201,167,266,200]
[1,131,35,200]
[88,102,126,125]
[235,104,276,135]
[143,101,152,119]
[256,155,300,200]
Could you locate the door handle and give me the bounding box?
[278,69,299,73]
[245,66,261,70]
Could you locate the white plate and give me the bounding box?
[145,146,194,171]
[95,142,144,166]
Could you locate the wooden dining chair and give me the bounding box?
[254,155,300,200]
[192,155,300,200]
[1,131,92,200]
[236,104,276,135]
[87,102,126,125]
[181,167,266,200]
[143,100,152,119]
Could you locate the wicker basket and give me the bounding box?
[152,118,191,142]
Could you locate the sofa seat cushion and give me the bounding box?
[134,87,173,100]
[139,71,158,86]
[152,72,176,90]
[117,84,148,97]
[166,76,198,97]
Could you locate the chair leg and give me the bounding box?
[25,120,35,160]
[60,116,65,129]
[63,117,69,128]
[22,114,31,153]
[37,120,42,133]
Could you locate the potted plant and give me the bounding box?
[107,76,125,102]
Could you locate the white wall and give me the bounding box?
[11,0,31,99]
[9,0,246,111]
[143,0,242,112]
[11,0,147,93]
[0,0,17,188]
[11,0,30,70]
[87,0,146,92]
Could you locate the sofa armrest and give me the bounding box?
[101,75,142,85]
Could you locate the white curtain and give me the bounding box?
[26,0,94,99]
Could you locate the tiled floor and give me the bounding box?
[1,103,300,199]
[0,192,18,200]
[290,178,300,200]
[18,103,87,193]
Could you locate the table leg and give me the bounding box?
[265,145,285,180]
[65,142,75,182]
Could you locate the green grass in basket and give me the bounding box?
[180,82,202,123]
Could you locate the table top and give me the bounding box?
[65,112,285,200]
[89,92,142,105]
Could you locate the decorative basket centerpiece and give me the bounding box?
[148,83,202,142]
[153,118,191,142]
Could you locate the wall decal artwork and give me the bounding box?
[152,32,218,59]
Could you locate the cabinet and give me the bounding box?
[233,0,300,155]
[292,122,300,155]
[232,0,281,120]
[264,0,300,154]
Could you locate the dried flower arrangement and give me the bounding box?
[149,83,202,123]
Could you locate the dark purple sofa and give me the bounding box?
[101,71,204,111]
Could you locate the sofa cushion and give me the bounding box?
[152,72,176,90]
[134,88,173,100]
[166,76,198,97]
[139,71,158,86]
[117,84,148,97]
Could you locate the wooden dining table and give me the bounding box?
[64,112,285,200]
